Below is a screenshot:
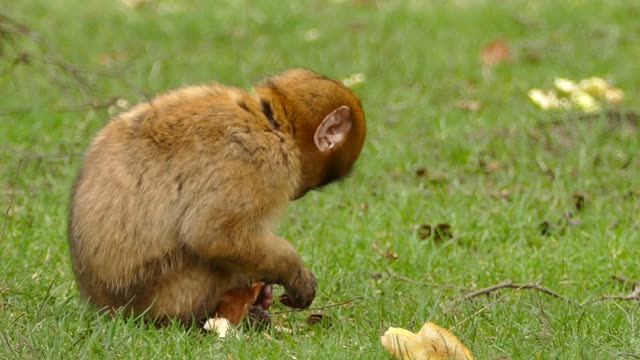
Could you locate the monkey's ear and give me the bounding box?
[314,106,352,152]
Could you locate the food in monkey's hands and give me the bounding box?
[204,282,268,337]
[213,282,266,325]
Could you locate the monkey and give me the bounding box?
[67,68,366,326]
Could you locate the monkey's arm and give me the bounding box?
[177,121,314,307]
[183,226,316,309]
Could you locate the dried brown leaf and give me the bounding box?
[306,313,325,326]
[480,38,511,66]
[572,192,588,211]
[415,223,453,242]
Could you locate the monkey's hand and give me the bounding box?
[280,269,316,309]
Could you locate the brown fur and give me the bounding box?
[68,68,366,326]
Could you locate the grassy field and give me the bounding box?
[2,0,639,358]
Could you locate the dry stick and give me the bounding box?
[0,158,23,245]
[448,280,580,331]
[612,274,639,286]
[0,97,122,116]
[385,270,470,291]
[450,284,529,331]
[271,297,362,315]
[458,279,576,305]
[590,285,640,304]
[1,13,149,114]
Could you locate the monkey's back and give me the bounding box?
[68,84,301,294]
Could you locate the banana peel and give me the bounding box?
[528,76,624,112]
[381,322,473,360]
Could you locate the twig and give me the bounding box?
[457,279,576,304]
[271,297,362,315]
[385,270,470,291]
[0,96,123,116]
[612,274,639,286]
[451,284,529,331]
[0,158,22,245]
[538,109,639,128]
[1,12,150,113]
[590,285,640,304]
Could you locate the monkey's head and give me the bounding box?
[256,68,366,199]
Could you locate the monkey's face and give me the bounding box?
[263,69,366,199]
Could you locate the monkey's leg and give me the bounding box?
[129,264,248,326]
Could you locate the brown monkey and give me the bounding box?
[68,68,366,326]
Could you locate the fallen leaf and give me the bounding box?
[347,22,367,32]
[571,192,587,211]
[415,224,453,242]
[306,313,325,326]
[480,38,510,66]
[539,220,552,236]
[481,160,500,173]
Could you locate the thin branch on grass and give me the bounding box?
[589,285,640,304]
[0,96,124,116]
[450,284,530,331]
[538,110,639,128]
[0,12,150,115]
[612,274,639,286]
[0,158,23,245]
[385,270,471,291]
[456,279,576,304]
[271,297,362,315]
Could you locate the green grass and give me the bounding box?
[2,0,640,358]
